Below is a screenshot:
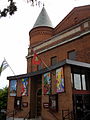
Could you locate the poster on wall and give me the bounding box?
[10,80,17,96]
[43,72,51,95]
[21,78,28,96]
[56,67,64,93]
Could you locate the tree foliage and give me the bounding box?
[28,0,42,6]
[0,0,17,18]
[0,87,8,110]
[0,0,41,18]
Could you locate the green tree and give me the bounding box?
[0,87,8,120]
[0,0,41,18]
[0,87,8,110]
[0,0,17,18]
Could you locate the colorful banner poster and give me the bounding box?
[56,67,64,93]
[21,78,28,96]
[10,80,17,96]
[43,72,51,95]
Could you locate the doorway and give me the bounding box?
[30,75,42,118]
[36,88,42,117]
[74,94,90,120]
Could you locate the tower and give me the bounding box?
[29,6,53,46]
[27,7,53,72]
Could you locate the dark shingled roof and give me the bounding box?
[33,7,53,28]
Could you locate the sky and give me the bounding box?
[0,0,90,89]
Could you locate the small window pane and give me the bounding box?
[68,50,76,60]
[74,74,81,90]
[14,97,22,110]
[51,56,57,65]
[82,74,86,90]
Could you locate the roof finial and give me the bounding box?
[43,3,45,7]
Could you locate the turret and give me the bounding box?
[29,7,53,46]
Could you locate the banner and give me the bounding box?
[56,67,64,93]
[10,80,17,96]
[21,78,28,96]
[32,53,41,65]
[43,72,51,95]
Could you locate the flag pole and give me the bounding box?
[8,63,15,75]
[4,58,16,75]
[40,58,49,68]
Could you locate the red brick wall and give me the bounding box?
[54,5,90,34]
[7,78,31,118]
[29,27,53,46]
[28,22,90,119]
[41,65,73,120]
[28,34,90,73]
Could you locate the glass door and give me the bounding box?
[73,94,90,120]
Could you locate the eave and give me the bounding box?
[7,59,90,80]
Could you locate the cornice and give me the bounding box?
[27,30,90,59]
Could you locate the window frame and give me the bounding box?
[51,56,57,66]
[68,50,76,60]
[14,97,22,110]
[73,73,86,90]
[71,67,89,91]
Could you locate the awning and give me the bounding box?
[7,59,90,80]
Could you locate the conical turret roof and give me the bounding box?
[33,7,53,28]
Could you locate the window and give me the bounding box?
[82,75,86,90]
[72,67,90,91]
[74,74,81,90]
[73,73,86,90]
[49,94,58,112]
[51,56,57,65]
[68,50,76,60]
[14,97,22,110]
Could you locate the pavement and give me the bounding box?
[6,117,41,120]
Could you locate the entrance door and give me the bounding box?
[30,75,42,118]
[74,94,90,120]
[36,88,42,117]
[75,95,83,120]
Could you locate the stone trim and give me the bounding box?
[27,30,90,58]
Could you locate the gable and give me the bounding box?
[54,5,90,35]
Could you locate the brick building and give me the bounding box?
[7,5,90,120]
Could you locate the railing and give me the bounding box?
[48,110,60,120]
[81,110,90,120]
[6,109,17,120]
[0,109,6,120]
[62,110,74,120]
[24,111,31,120]
[47,109,74,120]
